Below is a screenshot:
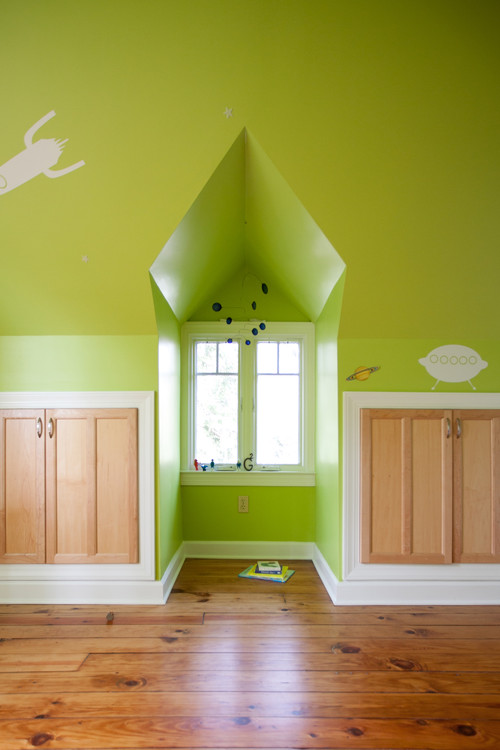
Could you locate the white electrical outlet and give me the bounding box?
[238,495,249,513]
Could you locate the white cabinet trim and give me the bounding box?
[0,391,155,589]
[342,392,500,604]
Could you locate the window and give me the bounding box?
[182,322,314,476]
[194,340,239,464]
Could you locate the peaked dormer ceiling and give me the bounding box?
[150,130,345,324]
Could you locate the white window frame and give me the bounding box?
[181,322,315,486]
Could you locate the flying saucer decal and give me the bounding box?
[346,365,380,382]
[419,345,487,390]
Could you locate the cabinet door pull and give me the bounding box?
[48,418,55,438]
[36,417,43,438]
[446,418,451,438]
[456,418,462,438]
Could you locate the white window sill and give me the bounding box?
[180,471,316,487]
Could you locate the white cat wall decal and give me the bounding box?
[0,110,85,196]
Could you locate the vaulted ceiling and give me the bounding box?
[1,1,499,340]
[150,130,345,324]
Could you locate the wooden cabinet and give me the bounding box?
[0,408,138,565]
[453,410,500,563]
[361,409,500,565]
[0,410,46,564]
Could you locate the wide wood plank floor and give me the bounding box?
[1,558,500,749]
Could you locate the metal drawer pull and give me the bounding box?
[36,417,43,438]
[48,418,54,438]
[446,418,451,438]
[456,418,462,438]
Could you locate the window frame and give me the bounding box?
[181,321,315,484]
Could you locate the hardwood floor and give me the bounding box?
[1,558,500,749]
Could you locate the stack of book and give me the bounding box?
[238,560,295,583]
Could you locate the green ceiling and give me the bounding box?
[1,0,499,339]
[150,130,345,323]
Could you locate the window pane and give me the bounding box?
[195,373,238,463]
[279,342,300,374]
[218,341,239,373]
[256,374,300,464]
[257,342,277,374]
[196,342,216,373]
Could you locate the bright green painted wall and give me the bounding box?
[182,485,315,542]
[340,339,500,395]
[151,280,183,578]
[315,275,345,578]
[189,265,309,323]
[0,335,157,391]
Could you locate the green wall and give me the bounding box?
[150,280,184,578]
[340,339,500,395]
[182,486,315,542]
[315,275,345,578]
[0,335,157,392]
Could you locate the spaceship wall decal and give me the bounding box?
[419,345,487,390]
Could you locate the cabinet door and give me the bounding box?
[45,409,138,564]
[361,409,453,564]
[0,410,45,564]
[453,410,500,563]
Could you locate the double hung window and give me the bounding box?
[182,322,314,474]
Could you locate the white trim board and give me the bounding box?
[182,540,316,560]
[0,391,156,602]
[342,391,500,604]
[0,578,166,605]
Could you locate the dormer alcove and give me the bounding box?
[149,129,345,581]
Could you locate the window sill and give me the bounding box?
[180,471,316,487]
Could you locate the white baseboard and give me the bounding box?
[311,546,500,606]
[159,543,186,602]
[311,545,339,602]
[331,578,500,606]
[311,552,500,606]
[182,540,315,560]
[0,579,166,605]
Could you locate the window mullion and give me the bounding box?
[240,342,255,465]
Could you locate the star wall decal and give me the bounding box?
[224,107,233,118]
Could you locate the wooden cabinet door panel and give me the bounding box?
[361,409,453,564]
[0,410,45,564]
[95,413,138,561]
[362,412,404,560]
[46,409,138,564]
[453,410,500,563]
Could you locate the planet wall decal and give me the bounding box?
[346,365,380,382]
